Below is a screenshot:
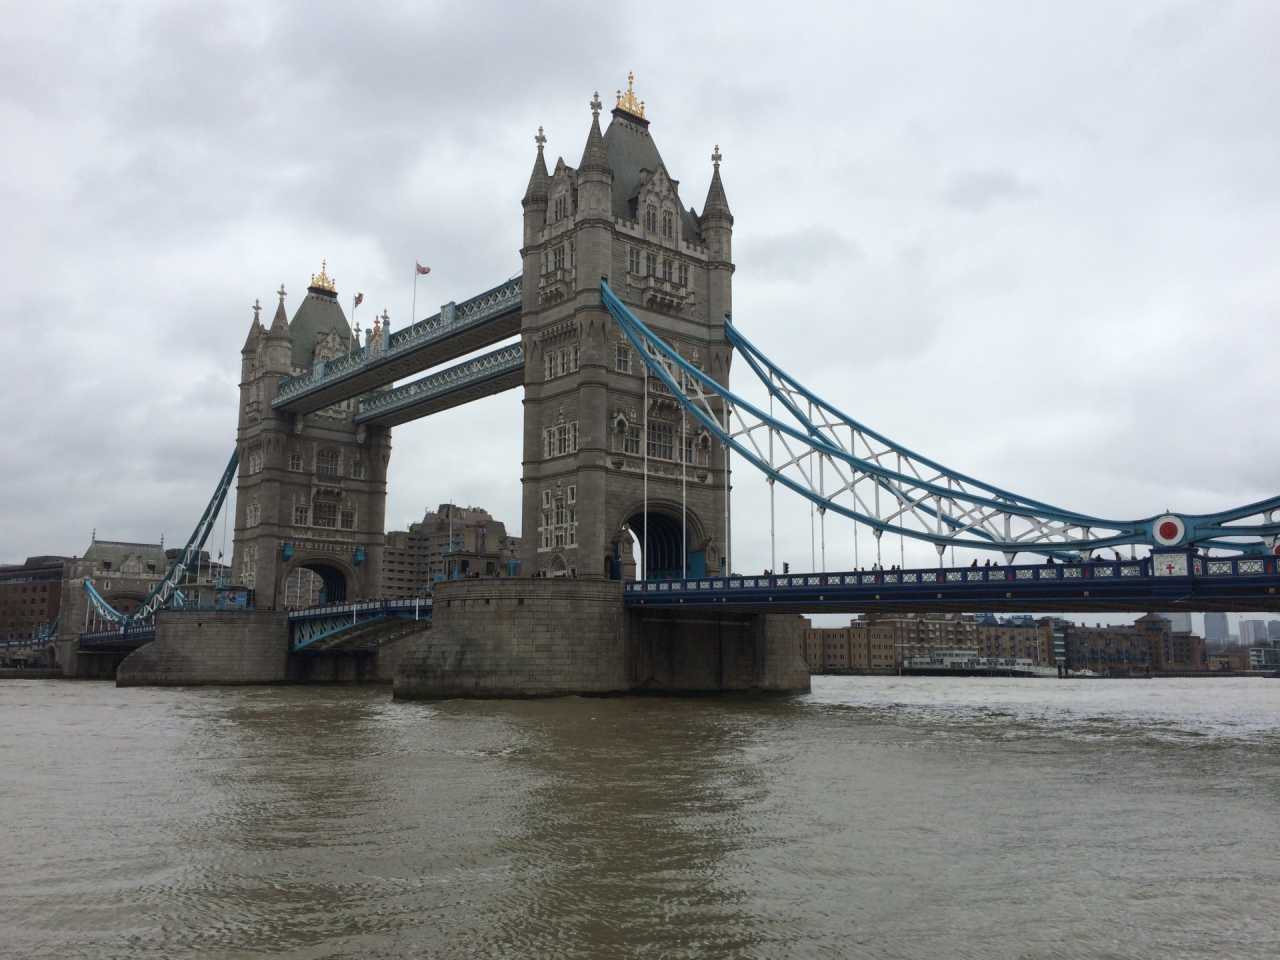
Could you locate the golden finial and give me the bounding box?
[309,260,336,292]
[615,72,645,119]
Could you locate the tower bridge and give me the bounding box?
[59,77,1280,692]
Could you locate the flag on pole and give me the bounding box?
[416,262,431,276]
[353,292,364,308]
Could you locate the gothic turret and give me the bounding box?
[262,284,294,375]
[522,127,550,249]
[241,299,264,355]
[701,146,733,325]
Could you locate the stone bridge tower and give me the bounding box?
[519,78,734,580]
[231,265,390,608]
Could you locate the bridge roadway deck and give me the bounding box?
[624,553,1280,614]
[288,598,430,653]
[272,277,522,415]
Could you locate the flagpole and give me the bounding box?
[411,265,418,325]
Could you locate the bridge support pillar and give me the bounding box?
[117,609,289,686]
[393,579,810,698]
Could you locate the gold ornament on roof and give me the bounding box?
[615,72,645,118]
[310,260,336,292]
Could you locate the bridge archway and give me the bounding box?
[279,558,353,607]
[620,503,710,580]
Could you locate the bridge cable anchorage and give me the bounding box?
[599,283,1280,558]
[83,449,239,626]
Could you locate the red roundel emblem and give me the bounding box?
[1152,515,1185,546]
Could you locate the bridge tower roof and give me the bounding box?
[288,261,351,369]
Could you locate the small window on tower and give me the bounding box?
[350,460,364,479]
[615,344,630,373]
[314,502,337,528]
[629,247,640,274]
[645,206,657,232]
[288,452,303,472]
[340,510,355,530]
[662,259,673,281]
[662,211,673,238]
[645,253,656,276]
[678,263,689,287]
[293,505,309,525]
[554,246,565,270]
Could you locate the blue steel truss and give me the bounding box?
[355,343,524,425]
[273,277,522,408]
[601,282,1280,558]
[83,450,239,625]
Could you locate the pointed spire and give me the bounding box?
[579,94,612,176]
[523,126,550,206]
[267,283,291,339]
[241,298,264,353]
[702,145,732,224]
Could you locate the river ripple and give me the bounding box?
[1,677,1277,959]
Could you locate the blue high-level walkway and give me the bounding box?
[272,278,522,415]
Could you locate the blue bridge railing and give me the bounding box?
[624,550,1280,611]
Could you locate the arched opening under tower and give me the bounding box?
[623,510,709,580]
[287,562,348,605]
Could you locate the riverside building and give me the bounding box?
[380,504,520,598]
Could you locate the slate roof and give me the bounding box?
[601,111,702,242]
[289,287,352,370]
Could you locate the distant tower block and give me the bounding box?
[232,267,391,608]
[519,79,734,579]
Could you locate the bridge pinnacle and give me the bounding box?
[535,126,546,151]
[590,92,602,118]
[277,284,287,303]
[712,145,722,170]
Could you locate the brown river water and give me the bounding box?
[1,676,1278,959]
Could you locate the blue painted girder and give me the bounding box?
[601,282,1280,556]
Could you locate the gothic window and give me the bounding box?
[315,448,340,476]
[681,434,695,464]
[247,449,263,474]
[567,485,576,503]
[340,510,355,530]
[629,247,640,274]
[293,505,309,525]
[554,245,565,270]
[645,206,657,232]
[645,253,656,276]
[678,263,689,287]
[625,425,641,455]
[662,259,673,282]
[288,452,303,472]
[558,350,568,376]
[314,502,338,528]
[571,344,579,370]
[545,352,555,380]
[247,502,261,527]
[240,544,257,588]
[647,422,673,460]
[662,211,673,238]
[615,344,630,372]
[350,460,364,480]
[554,196,566,221]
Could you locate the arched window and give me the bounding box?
[316,448,340,476]
[645,206,657,232]
[662,211,673,238]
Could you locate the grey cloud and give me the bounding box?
[944,169,1038,211]
[2,0,1279,579]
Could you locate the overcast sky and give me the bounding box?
[3,1,1278,625]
